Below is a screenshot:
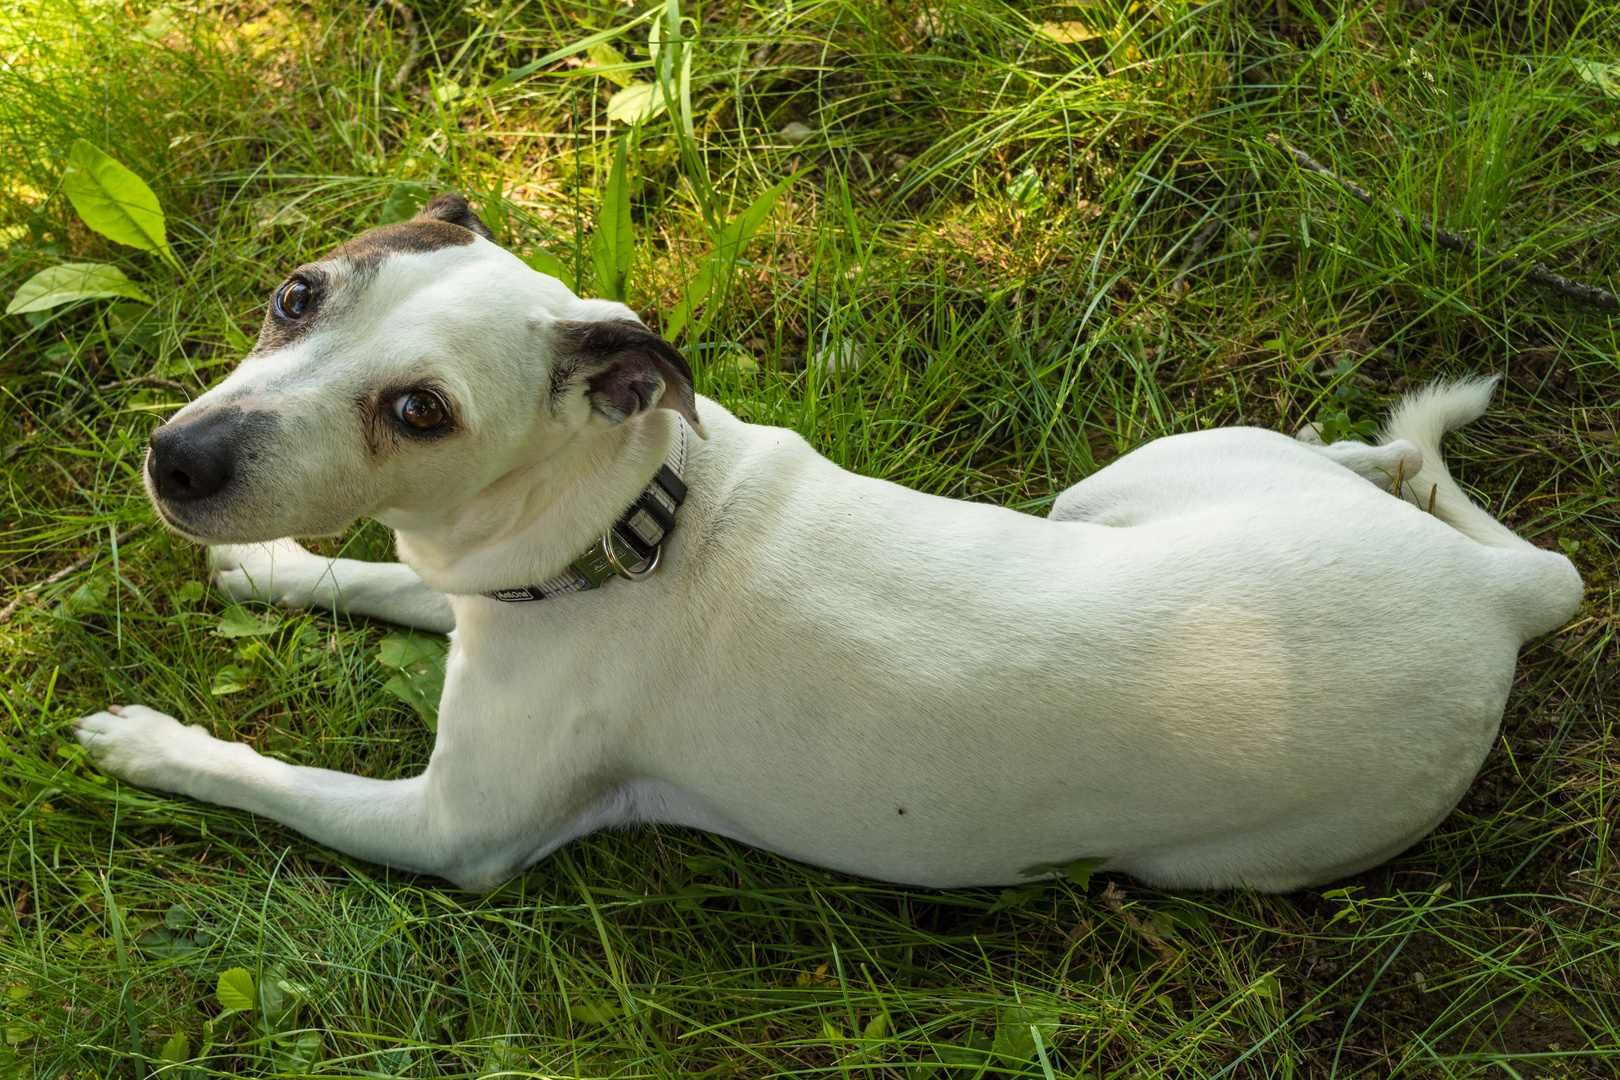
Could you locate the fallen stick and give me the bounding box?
[375,0,421,92]
[98,377,190,394]
[0,524,147,624]
[1265,135,1619,313]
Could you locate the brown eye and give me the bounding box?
[275,280,313,319]
[394,390,445,430]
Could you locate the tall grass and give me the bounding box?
[2,0,1616,1076]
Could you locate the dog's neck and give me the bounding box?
[387,410,683,597]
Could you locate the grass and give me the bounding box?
[1,0,1617,1076]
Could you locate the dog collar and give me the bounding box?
[484,420,689,603]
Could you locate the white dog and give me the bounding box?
[73,194,1582,892]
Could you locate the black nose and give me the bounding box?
[148,408,241,502]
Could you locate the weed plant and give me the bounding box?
[1,0,1617,1076]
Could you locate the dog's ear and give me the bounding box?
[552,319,706,437]
[413,192,496,242]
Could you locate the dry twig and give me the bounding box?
[373,0,421,91]
[98,377,190,395]
[1266,135,1618,313]
[0,524,147,624]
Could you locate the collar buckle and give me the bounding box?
[573,528,660,589]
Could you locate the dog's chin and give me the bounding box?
[148,498,351,547]
[148,500,245,546]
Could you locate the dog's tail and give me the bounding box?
[1380,376,1582,638]
[1380,376,1527,550]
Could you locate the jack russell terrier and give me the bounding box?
[74,193,1582,892]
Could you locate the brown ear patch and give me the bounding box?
[551,319,702,431]
[324,218,477,269]
[320,192,494,270]
[413,192,496,241]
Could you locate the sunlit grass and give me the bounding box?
[2,0,1617,1076]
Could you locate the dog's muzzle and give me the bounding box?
[147,406,254,503]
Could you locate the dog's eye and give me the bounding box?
[394,391,446,430]
[275,280,314,320]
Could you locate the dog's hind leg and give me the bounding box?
[1295,436,1425,493]
[211,539,455,633]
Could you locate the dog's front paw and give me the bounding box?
[74,705,213,790]
[210,539,327,607]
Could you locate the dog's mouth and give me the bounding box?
[147,497,222,545]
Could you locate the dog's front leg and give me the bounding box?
[72,704,549,889]
[211,539,455,633]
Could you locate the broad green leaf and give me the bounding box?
[523,248,574,291]
[137,925,203,961]
[1006,167,1045,208]
[62,140,180,271]
[676,32,694,138]
[986,887,1039,914]
[215,606,278,637]
[587,42,633,87]
[381,670,440,727]
[376,629,445,669]
[7,263,152,315]
[1573,58,1620,99]
[592,137,634,302]
[1018,855,1105,889]
[106,300,157,349]
[274,1032,322,1072]
[714,180,788,262]
[606,83,666,125]
[209,663,251,696]
[216,967,256,1013]
[260,977,303,1034]
[53,574,110,618]
[379,181,430,226]
[377,631,447,729]
[135,7,177,42]
[1058,855,1105,890]
[159,1032,189,1062]
[1036,20,1101,44]
[991,1003,1059,1065]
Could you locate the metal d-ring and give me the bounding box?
[600,531,661,582]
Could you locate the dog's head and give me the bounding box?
[144,193,701,545]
